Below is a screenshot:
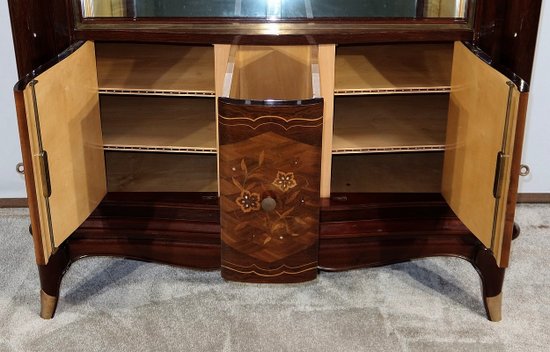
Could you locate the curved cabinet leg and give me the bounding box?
[473,247,505,322]
[37,244,70,319]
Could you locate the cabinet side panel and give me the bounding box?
[442,42,517,259]
[7,0,72,78]
[22,42,106,255]
[218,99,323,283]
[14,90,46,264]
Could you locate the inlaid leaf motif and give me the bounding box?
[286,191,300,203]
[232,177,245,192]
[281,207,295,218]
[234,222,248,231]
[263,237,272,245]
[241,159,248,174]
[294,217,307,226]
[258,150,265,167]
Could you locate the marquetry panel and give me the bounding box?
[218,99,323,283]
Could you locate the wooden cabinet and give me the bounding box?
[8,0,540,322]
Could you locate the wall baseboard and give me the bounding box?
[517,193,550,203]
[0,198,28,208]
[1,195,547,208]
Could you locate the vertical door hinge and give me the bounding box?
[493,152,508,199]
[38,151,52,198]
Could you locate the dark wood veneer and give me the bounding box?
[32,192,506,319]
[8,0,73,78]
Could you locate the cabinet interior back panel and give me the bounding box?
[229,45,315,100]
[335,43,453,94]
[105,152,218,192]
[100,95,216,153]
[95,43,215,96]
[331,152,443,193]
[333,94,449,153]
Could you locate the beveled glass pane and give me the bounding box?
[80,0,469,19]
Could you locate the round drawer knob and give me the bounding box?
[261,196,277,212]
[520,164,530,177]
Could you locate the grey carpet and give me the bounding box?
[0,205,548,352]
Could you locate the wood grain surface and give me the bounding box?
[333,94,449,153]
[442,42,519,266]
[22,42,106,262]
[100,95,216,153]
[335,43,453,95]
[96,43,215,96]
[218,99,323,282]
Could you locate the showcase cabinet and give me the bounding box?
[8,0,540,321]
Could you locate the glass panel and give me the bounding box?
[80,0,468,19]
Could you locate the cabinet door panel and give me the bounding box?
[22,42,106,262]
[442,42,520,266]
[218,99,323,282]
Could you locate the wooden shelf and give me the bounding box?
[100,96,216,153]
[106,152,218,192]
[332,94,449,153]
[331,152,443,193]
[96,43,215,96]
[334,43,453,95]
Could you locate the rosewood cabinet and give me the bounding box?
[8,0,541,321]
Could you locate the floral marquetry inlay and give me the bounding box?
[272,171,297,192]
[236,191,261,213]
[218,98,323,282]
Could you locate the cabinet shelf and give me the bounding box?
[334,43,453,95]
[101,96,216,153]
[96,43,215,97]
[331,152,443,193]
[332,94,448,154]
[106,152,218,192]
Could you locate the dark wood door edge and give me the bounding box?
[517,193,550,203]
[0,198,28,208]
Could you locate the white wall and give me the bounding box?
[520,0,550,194]
[0,1,26,198]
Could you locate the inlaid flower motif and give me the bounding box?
[236,190,261,213]
[272,171,297,192]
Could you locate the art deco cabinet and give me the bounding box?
[8,0,541,321]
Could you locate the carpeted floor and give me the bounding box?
[0,205,548,352]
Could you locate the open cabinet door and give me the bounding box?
[21,42,106,263]
[442,42,521,266]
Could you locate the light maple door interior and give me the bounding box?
[442,42,521,266]
[22,42,106,262]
